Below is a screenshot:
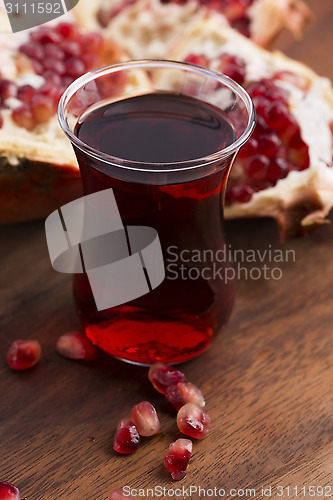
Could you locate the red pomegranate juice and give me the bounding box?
[73,92,236,364]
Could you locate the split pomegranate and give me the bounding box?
[177,402,210,439]
[1,23,108,131]
[113,419,140,454]
[130,401,160,436]
[148,362,186,394]
[182,52,311,204]
[56,332,97,361]
[0,481,21,500]
[165,382,205,410]
[7,339,41,371]
[164,438,193,480]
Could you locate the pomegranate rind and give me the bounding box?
[73,0,312,58]
[167,18,333,240]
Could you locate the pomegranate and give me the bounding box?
[165,382,205,410]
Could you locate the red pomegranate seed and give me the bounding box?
[237,137,258,159]
[165,382,205,410]
[0,113,3,128]
[60,41,81,58]
[42,70,62,87]
[31,28,61,45]
[17,84,36,103]
[44,43,64,60]
[43,59,66,75]
[19,41,44,61]
[79,33,104,54]
[231,17,250,37]
[113,419,140,454]
[177,403,210,439]
[31,60,43,75]
[258,133,281,157]
[0,481,21,500]
[31,95,54,124]
[65,58,86,78]
[7,339,41,371]
[108,490,135,500]
[130,401,160,436]
[55,22,79,40]
[184,53,209,67]
[11,105,35,131]
[81,53,100,71]
[266,158,289,183]
[56,332,97,361]
[223,0,248,21]
[216,53,246,85]
[0,80,17,102]
[274,70,310,91]
[227,183,255,203]
[148,362,186,394]
[265,102,291,131]
[164,438,193,480]
[244,154,270,182]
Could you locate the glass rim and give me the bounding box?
[58,59,256,174]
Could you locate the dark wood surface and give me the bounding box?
[1,1,333,499]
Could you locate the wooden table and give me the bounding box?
[1,1,333,498]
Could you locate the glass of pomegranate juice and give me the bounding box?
[58,60,255,365]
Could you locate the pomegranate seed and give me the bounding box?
[244,154,270,182]
[31,94,54,124]
[0,113,3,128]
[223,0,248,21]
[42,71,62,87]
[165,382,205,410]
[108,490,135,500]
[266,158,289,183]
[237,137,259,159]
[252,96,270,116]
[31,28,61,45]
[164,438,193,480]
[0,80,17,102]
[60,41,81,58]
[227,183,255,203]
[61,76,74,88]
[177,403,210,439]
[216,53,246,85]
[184,53,209,67]
[113,419,140,454]
[56,332,97,361]
[148,362,186,394]
[64,58,86,78]
[55,22,79,40]
[7,339,41,370]
[0,481,21,500]
[274,70,310,91]
[44,43,65,60]
[43,59,66,76]
[265,102,291,131]
[19,41,44,61]
[11,105,35,131]
[130,401,160,436]
[17,84,36,103]
[231,17,250,37]
[258,133,281,157]
[79,33,104,54]
[81,53,100,71]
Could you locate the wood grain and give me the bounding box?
[1,2,333,499]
